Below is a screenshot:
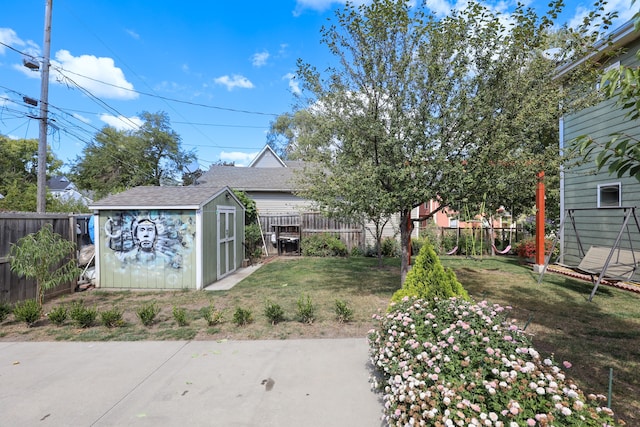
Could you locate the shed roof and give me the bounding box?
[90,185,234,210]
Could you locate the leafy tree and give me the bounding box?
[289,0,612,282]
[70,111,195,199]
[0,136,63,212]
[9,224,81,307]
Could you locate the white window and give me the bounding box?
[597,183,621,207]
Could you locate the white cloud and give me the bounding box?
[99,114,143,131]
[252,51,270,67]
[219,151,258,166]
[214,74,254,91]
[72,112,91,124]
[0,28,24,54]
[284,73,301,95]
[125,29,140,40]
[52,50,138,100]
[567,0,635,31]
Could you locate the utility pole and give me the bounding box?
[37,0,53,213]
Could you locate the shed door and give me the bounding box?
[217,207,236,279]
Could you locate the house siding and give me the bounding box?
[250,192,312,215]
[562,36,640,279]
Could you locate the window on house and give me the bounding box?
[597,183,621,207]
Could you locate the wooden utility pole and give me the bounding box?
[37,0,53,213]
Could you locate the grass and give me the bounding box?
[0,254,638,423]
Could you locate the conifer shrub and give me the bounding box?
[0,301,12,323]
[391,242,469,304]
[13,299,42,326]
[47,305,69,326]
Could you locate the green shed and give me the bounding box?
[89,186,245,290]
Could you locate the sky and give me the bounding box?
[0,0,636,171]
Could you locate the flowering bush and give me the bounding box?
[368,297,620,426]
[514,237,557,260]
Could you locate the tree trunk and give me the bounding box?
[400,208,412,285]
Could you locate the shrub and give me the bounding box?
[350,246,364,257]
[232,307,253,326]
[13,299,42,326]
[264,300,285,325]
[172,306,189,326]
[201,304,224,326]
[0,301,12,323]
[334,299,354,323]
[391,242,469,304]
[368,297,621,426]
[301,233,348,257]
[381,237,400,257]
[47,305,68,326]
[137,302,160,327]
[69,301,97,328]
[100,307,124,328]
[514,236,557,260]
[296,295,316,324]
[244,223,263,261]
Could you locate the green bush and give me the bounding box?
[0,301,12,323]
[334,299,354,323]
[172,306,189,326]
[301,233,348,257]
[69,301,97,328]
[100,307,124,328]
[232,307,253,326]
[13,299,42,326]
[381,237,400,257]
[201,304,224,326]
[264,300,285,325]
[47,305,68,326]
[296,295,316,324]
[350,246,364,257]
[391,242,469,304]
[244,223,263,261]
[137,301,160,327]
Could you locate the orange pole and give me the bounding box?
[535,171,545,266]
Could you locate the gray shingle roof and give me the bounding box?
[90,186,228,209]
[198,165,303,192]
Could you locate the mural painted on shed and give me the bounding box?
[100,210,196,288]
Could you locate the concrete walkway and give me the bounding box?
[0,339,385,426]
[204,263,263,291]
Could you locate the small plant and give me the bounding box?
[172,306,189,326]
[137,301,160,327]
[201,304,224,326]
[0,301,13,323]
[13,299,42,326]
[264,300,285,325]
[232,307,253,326]
[334,299,354,323]
[296,295,316,324]
[69,300,97,328]
[100,307,124,328]
[47,305,68,326]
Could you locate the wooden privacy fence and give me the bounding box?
[258,212,364,256]
[0,213,81,304]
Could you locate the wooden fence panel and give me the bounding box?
[0,213,77,304]
[258,212,364,255]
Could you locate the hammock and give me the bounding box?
[492,244,511,255]
[446,246,458,255]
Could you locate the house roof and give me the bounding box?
[555,19,638,80]
[47,176,74,191]
[248,145,287,168]
[198,165,303,192]
[89,185,236,210]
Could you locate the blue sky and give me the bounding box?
[0,0,636,170]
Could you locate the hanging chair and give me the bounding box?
[446,246,459,255]
[492,243,511,255]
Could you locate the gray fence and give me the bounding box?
[258,212,364,255]
[0,213,84,304]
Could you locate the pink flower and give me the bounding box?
[563,361,572,369]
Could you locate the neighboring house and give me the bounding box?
[47,176,92,205]
[556,20,640,279]
[88,186,245,290]
[199,145,412,250]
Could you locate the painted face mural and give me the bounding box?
[104,211,195,269]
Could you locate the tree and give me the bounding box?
[70,111,195,199]
[289,0,612,282]
[0,136,64,212]
[9,224,81,307]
